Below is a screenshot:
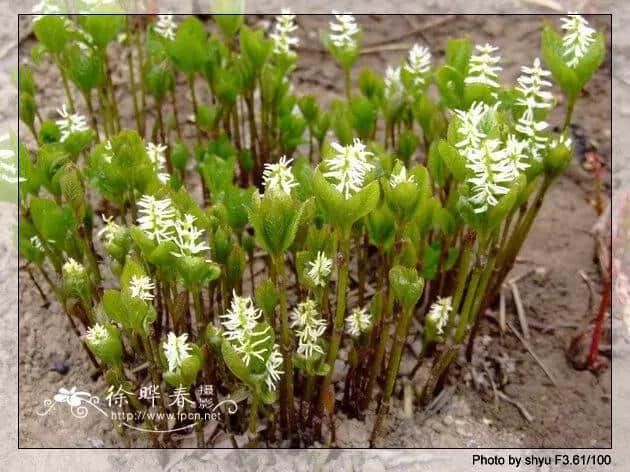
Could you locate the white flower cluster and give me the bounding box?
[404,44,431,87]
[346,306,371,337]
[62,257,85,277]
[307,251,333,287]
[514,58,553,162]
[290,299,327,359]
[324,138,374,199]
[86,323,108,344]
[56,104,88,142]
[170,214,210,258]
[329,13,359,50]
[146,142,170,184]
[220,292,284,390]
[427,296,453,336]
[0,133,22,184]
[465,44,502,89]
[454,103,523,213]
[155,15,177,41]
[136,195,210,259]
[560,14,596,68]
[30,235,44,251]
[264,345,284,391]
[270,9,299,56]
[137,195,177,243]
[262,156,298,195]
[384,66,404,101]
[389,166,415,188]
[163,332,192,372]
[97,214,122,244]
[129,274,155,301]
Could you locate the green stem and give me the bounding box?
[55,55,75,112]
[343,67,351,101]
[126,44,142,135]
[247,393,260,446]
[562,97,576,133]
[370,303,415,444]
[445,240,473,339]
[318,231,351,419]
[188,73,201,145]
[273,255,296,441]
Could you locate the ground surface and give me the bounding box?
[13,12,613,451]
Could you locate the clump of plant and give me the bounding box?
[18,10,605,447]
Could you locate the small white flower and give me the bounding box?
[561,14,596,67]
[324,138,374,199]
[56,104,88,142]
[503,134,529,179]
[62,258,85,277]
[515,108,549,162]
[515,58,553,112]
[550,134,572,149]
[155,14,177,41]
[389,166,416,187]
[465,138,514,213]
[170,213,210,258]
[290,299,327,359]
[264,344,284,391]
[86,323,108,344]
[220,292,262,342]
[0,133,22,184]
[262,156,298,195]
[329,12,360,50]
[453,102,490,151]
[163,332,192,372]
[307,251,333,287]
[270,9,299,56]
[427,296,452,336]
[136,195,176,243]
[404,43,431,87]
[146,142,167,169]
[464,43,502,88]
[346,306,371,337]
[103,140,113,164]
[235,325,273,366]
[30,235,44,250]
[97,214,122,244]
[384,65,404,101]
[129,275,155,301]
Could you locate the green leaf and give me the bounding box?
[437,139,467,181]
[78,15,125,50]
[33,16,68,54]
[389,265,424,308]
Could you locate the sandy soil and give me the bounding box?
[16,14,612,449]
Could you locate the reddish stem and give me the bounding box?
[587,254,612,370]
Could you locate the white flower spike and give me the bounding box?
[329,13,359,50]
[427,296,453,336]
[163,332,192,372]
[404,44,431,87]
[170,214,210,258]
[0,133,22,184]
[346,306,371,337]
[263,156,298,195]
[270,9,299,56]
[307,251,333,287]
[389,166,416,188]
[290,299,327,359]
[264,344,284,391]
[86,323,108,344]
[97,214,122,244]
[129,275,155,301]
[155,15,177,41]
[560,14,596,67]
[63,258,85,277]
[324,138,374,199]
[220,292,263,342]
[56,104,89,142]
[464,43,502,88]
[136,195,176,244]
